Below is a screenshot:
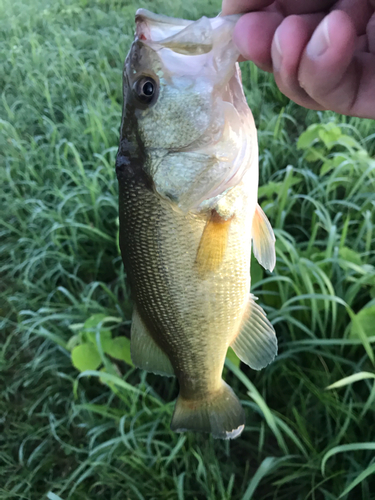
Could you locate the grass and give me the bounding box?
[1,0,375,498]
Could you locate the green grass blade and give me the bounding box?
[326,372,375,390]
[339,463,375,498]
[322,443,375,476]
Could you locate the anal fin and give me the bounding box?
[252,203,276,272]
[131,308,175,377]
[231,294,277,370]
[195,210,232,276]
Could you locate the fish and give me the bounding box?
[115,8,277,440]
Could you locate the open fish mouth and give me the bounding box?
[135,8,241,50]
[134,8,241,79]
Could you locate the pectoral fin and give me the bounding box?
[252,204,276,272]
[230,294,277,370]
[131,308,175,377]
[195,210,232,277]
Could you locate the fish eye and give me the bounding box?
[134,76,157,104]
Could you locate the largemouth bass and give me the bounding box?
[116,9,277,439]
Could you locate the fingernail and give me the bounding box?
[272,28,282,71]
[306,17,330,59]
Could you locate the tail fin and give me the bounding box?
[170,381,245,440]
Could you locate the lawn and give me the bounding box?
[1,0,375,498]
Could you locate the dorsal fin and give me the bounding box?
[252,204,276,272]
[195,210,232,277]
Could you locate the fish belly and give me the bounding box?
[119,168,252,401]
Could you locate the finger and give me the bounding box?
[232,11,284,70]
[349,53,375,118]
[356,34,368,52]
[222,0,274,15]
[368,13,375,53]
[332,0,374,35]
[299,10,375,118]
[278,0,336,15]
[271,15,325,109]
[223,0,337,16]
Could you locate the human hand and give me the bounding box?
[222,0,375,119]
